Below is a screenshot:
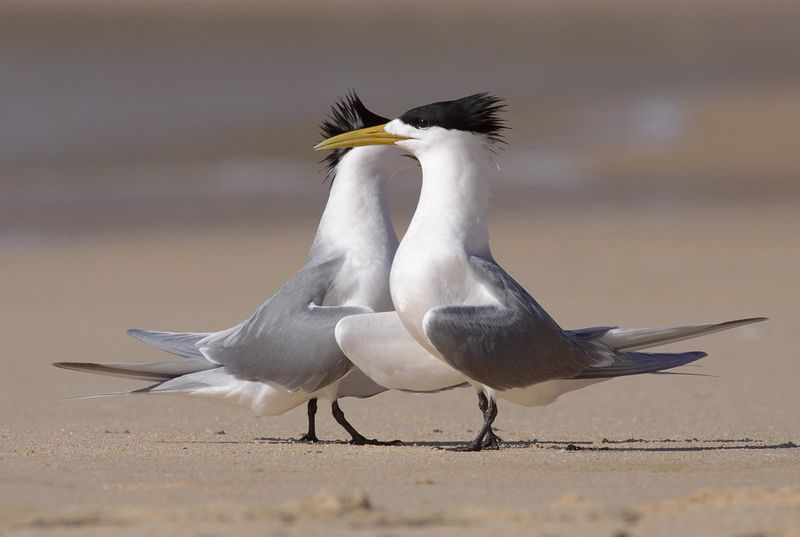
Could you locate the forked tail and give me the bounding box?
[570,317,765,351]
[570,316,765,379]
[573,350,707,379]
[53,358,220,398]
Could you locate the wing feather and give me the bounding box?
[422,256,599,390]
[595,317,766,351]
[199,257,371,393]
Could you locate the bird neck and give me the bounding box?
[310,150,398,262]
[407,140,494,256]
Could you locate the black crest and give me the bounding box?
[319,91,389,181]
[398,93,506,142]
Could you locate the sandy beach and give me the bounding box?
[1,199,798,536]
[1,0,799,534]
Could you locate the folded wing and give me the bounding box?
[423,256,600,390]
[198,257,371,393]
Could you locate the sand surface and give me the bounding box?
[1,200,798,536]
[2,0,799,534]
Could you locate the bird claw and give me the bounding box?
[440,432,503,452]
[297,433,319,443]
[481,433,503,450]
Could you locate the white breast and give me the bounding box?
[390,237,494,354]
[325,251,394,311]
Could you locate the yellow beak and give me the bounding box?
[313,124,409,151]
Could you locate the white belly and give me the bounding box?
[498,378,609,407]
[335,311,467,392]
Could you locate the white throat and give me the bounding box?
[311,148,398,260]
[310,147,400,310]
[406,137,494,256]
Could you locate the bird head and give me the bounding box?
[319,91,411,183]
[315,93,506,157]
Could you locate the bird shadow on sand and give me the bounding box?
[395,437,799,452]
[158,437,394,446]
[158,436,798,452]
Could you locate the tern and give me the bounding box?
[316,93,766,451]
[54,93,412,445]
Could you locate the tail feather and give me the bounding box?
[62,386,157,400]
[584,317,766,351]
[569,326,615,341]
[127,329,208,358]
[573,350,707,379]
[144,368,231,394]
[53,358,218,382]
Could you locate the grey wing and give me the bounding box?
[422,256,602,390]
[198,257,371,393]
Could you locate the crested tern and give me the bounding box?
[317,93,766,451]
[54,93,410,445]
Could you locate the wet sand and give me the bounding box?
[1,200,798,536]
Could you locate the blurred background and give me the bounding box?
[2,0,799,247]
[2,4,799,528]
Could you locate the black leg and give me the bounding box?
[450,395,498,452]
[477,393,503,450]
[331,400,401,446]
[297,398,319,443]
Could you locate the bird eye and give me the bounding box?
[416,118,430,129]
